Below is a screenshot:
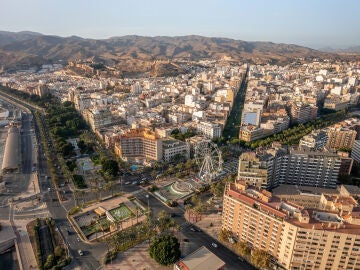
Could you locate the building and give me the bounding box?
[82,108,113,131]
[222,182,360,270]
[237,152,275,189]
[174,246,225,270]
[290,103,317,124]
[299,130,328,151]
[238,146,341,189]
[324,96,349,111]
[239,125,265,142]
[114,128,162,162]
[114,128,189,163]
[2,126,20,173]
[326,126,356,150]
[197,121,222,139]
[278,149,341,189]
[34,80,49,97]
[272,184,342,209]
[351,140,360,162]
[162,139,190,163]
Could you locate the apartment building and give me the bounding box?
[237,152,276,189]
[351,140,360,162]
[326,126,356,150]
[82,108,112,131]
[197,121,222,139]
[290,103,318,124]
[222,182,360,270]
[239,125,266,142]
[238,146,341,189]
[299,130,328,151]
[162,139,190,163]
[280,149,341,188]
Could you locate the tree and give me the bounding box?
[44,254,55,269]
[54,246,63,258]
[149,235,180,266]
[251,248,270,269]
[235,241,251,258]
[218,229,233,243]
[156,210,176,233]
[210,182,224,197]
[102,159,119,177]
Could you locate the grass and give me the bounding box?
[109,204,133,222]
[82,216,111,237]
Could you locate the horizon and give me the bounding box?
[0,29,357,51]
[1,0,360,50]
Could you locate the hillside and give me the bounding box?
[0,31,351,72]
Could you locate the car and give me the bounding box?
[211,242,218,248]
[183,238,189,242]
[190,227,196,232]
[78,249,84,256]
[238,257,245,262]
[124,182,131,185]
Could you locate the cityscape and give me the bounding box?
[0,1,360,270]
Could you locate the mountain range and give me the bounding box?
[0,31,358,72]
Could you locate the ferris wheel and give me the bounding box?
[194,139,223,183]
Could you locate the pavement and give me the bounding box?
[104,241,172,270]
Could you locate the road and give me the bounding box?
[137,192,255,270]
[181,223,255,270]
[0,90,253,269]
[34,115,105,270]
[0,92,105,270]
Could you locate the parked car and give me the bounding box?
[78,249,84,256]
[211,242,218,248]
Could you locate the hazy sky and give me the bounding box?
[1,0,359,48]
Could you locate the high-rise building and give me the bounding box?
[279,149,341,188]
[351,140,360,162]
[326,126,357,150]
[238,146,341,189]
[222,182,360,270]
[114,128,162,162]
[114,129,190,163]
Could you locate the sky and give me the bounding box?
[1,0,359,49]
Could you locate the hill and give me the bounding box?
[0,31,353,72]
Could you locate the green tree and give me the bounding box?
[44,254,55,269]
[102,159,119,177]
[156,210,176,233]
[149,235,181,266]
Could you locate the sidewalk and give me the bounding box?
[185,211,223,239]
[104,241,172,270]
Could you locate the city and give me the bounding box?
[0,1,360,270]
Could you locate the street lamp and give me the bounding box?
[145,194,150,218]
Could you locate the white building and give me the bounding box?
[197,121,222,139]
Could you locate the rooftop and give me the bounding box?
[175,246,225,270]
